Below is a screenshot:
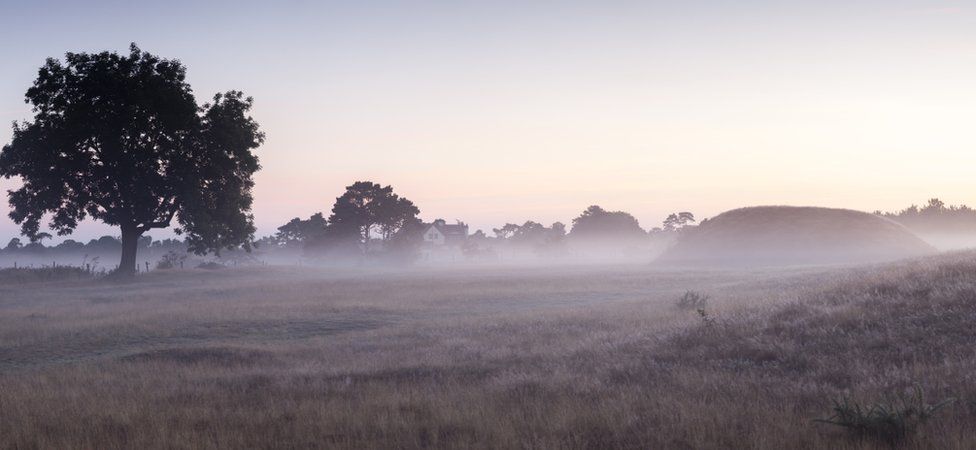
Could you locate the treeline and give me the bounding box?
[257,182,697,263]
[876,198,976,234]
[0,235,189,270]
[2,235,186,256]
[11,194,976,268]
[0,180,700,265]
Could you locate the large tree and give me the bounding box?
[325,181,421,250]
[0,44,263,274]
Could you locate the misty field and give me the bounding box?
[2,256,976,449]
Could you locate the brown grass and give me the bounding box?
[1,255,975,449]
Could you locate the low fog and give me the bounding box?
[3,196,974,273]
[3,32,976,449]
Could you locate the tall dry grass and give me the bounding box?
[1,255,975,449]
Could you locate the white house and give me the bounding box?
[422,219,469,247]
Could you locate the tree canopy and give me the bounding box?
[274,213,327,247]
[492,221,565,250]
[0,44,263,274]
[326,181,421,246]
[569,205,646,240]
[306,181,422,260]
[662,212,696,232]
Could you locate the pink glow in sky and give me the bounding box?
[1,1,974,241]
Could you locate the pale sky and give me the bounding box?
[1,1,974,242]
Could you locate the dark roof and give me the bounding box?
[426,220,468,237]
[435,224,467,236]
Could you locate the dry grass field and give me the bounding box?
[2,254,976,449]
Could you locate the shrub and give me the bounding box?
[816,385,955,444]
[675,290,709,310]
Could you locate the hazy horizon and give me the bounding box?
[2,0,974,242]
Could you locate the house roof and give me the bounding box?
[426,220,468,237]
[435,224,467,236]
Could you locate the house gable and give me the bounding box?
[423,225,445,244]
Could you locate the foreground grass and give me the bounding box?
[1,256,975,448]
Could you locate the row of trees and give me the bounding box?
[4,235,168,254]
[877,198,976,233]
[263,186,696,261]
[259,181,424,262]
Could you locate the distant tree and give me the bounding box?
[493,223,520,240]
[21,242,45,253]
[30,232,52,244]
[549,222,567,242]
[86,236,123,253]
[313,181,421,256]
[4,238,22,251]
[510,221,547,245]
[462,229,498,260]
[275,213,327,247]
[662,212,696,232]
[569,205,645,240]
[147,238,188,257]
[487,221,566,255]
[921,198,946,214]
[0,44,263,275]
[377,196,423,241]
[877,198,976,236]
[384,218,427,263]
[55,239,85,251]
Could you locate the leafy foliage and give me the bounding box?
[274,213,327,247]
[326,181,420,246]
[569,205,645,240]
[491,221,566,253]
[0,44,263,274]
[306,181,422,261]
[662,212,696,232]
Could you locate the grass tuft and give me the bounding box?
[815,385,955,443]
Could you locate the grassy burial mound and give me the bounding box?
[658,206,937,266]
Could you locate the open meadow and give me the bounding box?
[2,255,976,449]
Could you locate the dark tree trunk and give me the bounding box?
[118,226,141,275]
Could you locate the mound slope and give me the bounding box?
[658,206,936,266]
